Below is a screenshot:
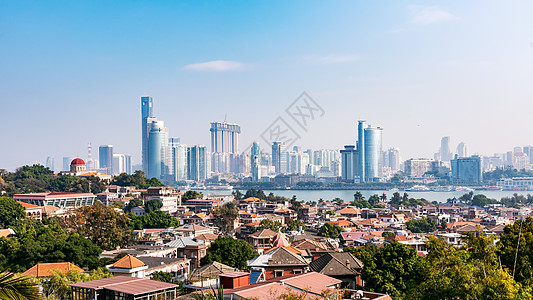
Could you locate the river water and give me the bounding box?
[198,189,532,203]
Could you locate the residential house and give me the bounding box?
[309,252,364,289]
[247,247,309,280]
[70,276,179,300]
[245,229,278,253]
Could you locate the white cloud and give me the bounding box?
[409,5,455,25]
[183,60,252,72]
[304,54,362,64]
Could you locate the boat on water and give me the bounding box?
[204,184,234,190]
[455,186,475,192]
[432,186,453,192]
[405,185,431,192]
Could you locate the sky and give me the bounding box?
[1,1,533,171]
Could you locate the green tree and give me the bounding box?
[133,211,180,229]
[212,203,238,233]
[41,268,111,300]
[183,191,203,201]
[0,269,39,300]
[406,217,436,233]
[151,271,176,283]
[124,198,143,213]
[353,191,364,201]
[67,203,133,250]
[497,216,533,284]
[368,194,380,207]
[145,199,163,213]
[200,237,257,270]
[286,219,304,232]
[258,219,283,233]
[0,197,25,228]
[390,192,402,206]
[232,189,243,201]
[243,189,267,200]
[351,242,424,299]
[317,223,342,238]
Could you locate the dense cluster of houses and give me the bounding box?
[13,185,533,299]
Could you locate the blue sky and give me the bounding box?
[1,1,533,171]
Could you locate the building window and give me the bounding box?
[293,269,303,274]
[274,270,283,277]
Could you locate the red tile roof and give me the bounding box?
[22,262,83,277]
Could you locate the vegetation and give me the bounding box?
[212,203,239,233]
[66,203,133,250]
[111,170,163,189]
[317,223,343,238]
[124,197,143,212]
[0,269,39,300]
[0,164,106,196]
[256,219,283,233]
[243,188,267,200]
[41,268,111,299]
[132,211,180,229]
[0,197,25,228]
[406,217,436,233]
[0,219,102,272]
[145,199,163,213]
[200,237,257,270]
[182,190,203,201]
[286,219,304,232]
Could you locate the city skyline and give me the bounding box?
[3,1,533,170]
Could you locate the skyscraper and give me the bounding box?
[387,148,401,171]
[112,153,132,175]
[147,120,169,179]
[451,155,482,183]
[357,120,383,182]
[272,141,286,174]
[45,156,55,172]
[169,138,188,182]
[141,96,154,173]
[341,145,358,182]
[62,157,72,171]
[210,122,240,154]
[99,145,113,175]
[457,142,468,158]
[251,142,261,181]
[440,136,452,161]
[187,145,208,182]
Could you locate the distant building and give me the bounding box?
[358,120,383,182]
[210,121,240,154]
[457,142,468,158]
[45,156,55,172]
[113,153,132,175]
[251,142,261,181]
[148,120,169,179]
[272,141,286,174]
[187,145,208,182]
[451,155,482,183]
[404,158,434,178]
[169,138,187,182]
[141,96,154,173]
[99,145,113,175]
[340,145,358,182]
[440,136,452,161]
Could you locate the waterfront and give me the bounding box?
[198,189,533,203]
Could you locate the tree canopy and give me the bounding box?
[406,217,436,233]
[317,223,342,238]
[200,237,257,270]
[0,197,25,228]
[132,210,180,230]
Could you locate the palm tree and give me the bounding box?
[0,270,39,300]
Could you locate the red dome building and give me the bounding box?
[70,158,86,173]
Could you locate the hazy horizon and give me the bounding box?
[2,1,533,171]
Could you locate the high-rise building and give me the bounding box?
[524,146,533,164]
[45,156,55,172]
[272,141,286,174]
[187,145,208,182]
[251,142,261,181]
[147,120,169,179]
[340,145,358,182]
[451,155,482,183]
[141,96,154,173]
[99,145,113,175]
[210,122,240,154]
[169,138,188,182]
[440,136,452,161]
[404,158,434,178]
[112,153,132,175]
[387,148,401,171]
[62,157,72,171]
[457,142,468,158]
[357,120,383,182]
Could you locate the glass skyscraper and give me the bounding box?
[251,142,261,181]
[187,145,208,182]
[99,145,114,175]
[272,141,286,174]
[169,137,188,182]
[357,120,383,182]
[210,122,240,154]
[147,120,168,179]
[141,96,154,173]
